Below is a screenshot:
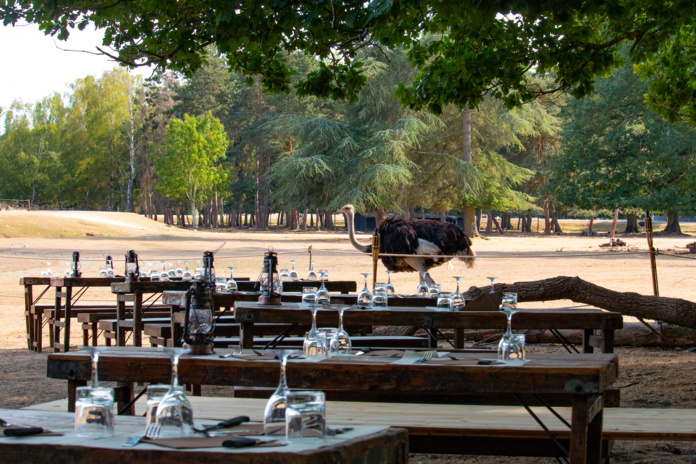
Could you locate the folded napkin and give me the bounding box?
[390,350,448,365]
[142,435,285,449]
[229,353,277,361]
[0,423,62,437]
[360,349,403,357]
[201,422,264,436]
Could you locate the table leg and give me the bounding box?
[601,330,615,354]
[116,295,127,346]
[33,306,43,352]
[454,328,465,349]
[24,284,33,350]
[62,287,73,352]
[569,394,604,464]
[134,292,143,347]
[67,379,87,413]
[51,286,61,351]
[582,329,593,353]
[425,329,437,348]
[117,382,135,415]
[240,321,255,349]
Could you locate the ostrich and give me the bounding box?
[338,205,475,284]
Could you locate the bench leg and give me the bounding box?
[569,394,603,464]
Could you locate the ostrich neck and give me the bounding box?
[346,212,371,253]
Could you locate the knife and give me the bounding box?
[4,427,44,437]
[195,415,250,435]
[222,437,276,448]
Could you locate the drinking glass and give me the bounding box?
[64,261,72,278]
[307,260,318,280]
[487,276,498,294]
[303,331,328,357]
[329,306,352,355]
[160,261,169,281]
[167,262,177,279]
[215,278,227,293]
[501,292,518,336]
[155,347,194,438]
[373,282,389,307]
[264,350,298,436]
[428,283,441,297]
[436,292,453,311]
[150,263,161,282]
[280,268,290,279]
[194,261,203,280]
[302,287,317,306]
[145,385,170,427]
[99,265,108,278]
[175,260,184,278]
[451,276,465,310]
[498,333,526,361]
[41,262,53,278]
[386,270,396,295]
[315,270,330,305]
[285,391,326,441]
[357,273,372,309]
[226,266,238,292]
[74,346,114,437]
[289,260,299,280]
[182,261,192,280]
[417,271,429,295]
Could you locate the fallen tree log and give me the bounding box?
[464,276,696,330]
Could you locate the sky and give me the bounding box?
[0,22,151,118]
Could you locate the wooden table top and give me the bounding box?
[49,276,126,287]
[0,408,407,464]
[19,276,52,285]
[48,348,618,395]
[111,280,195,293]
[233,302,624,331]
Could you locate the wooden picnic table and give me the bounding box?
[233,302,623,351]
[20,276,52,351]
[45,277,126,353]
[0,408,407,464]
[47,348,617,464]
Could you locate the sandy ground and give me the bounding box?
[1,210,696,463]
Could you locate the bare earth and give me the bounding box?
[1,210,696,463]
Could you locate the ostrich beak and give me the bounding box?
[337,207,346,214]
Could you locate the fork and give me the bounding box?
[413,351,433,364]
[123,422,160,446]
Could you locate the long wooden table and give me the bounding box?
[47,277,126,352]
[47,348,618,464]
[233,302,623,351]
[20,276,52,351]
[0,408,407,464]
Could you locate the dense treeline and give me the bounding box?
[1,47,695,234]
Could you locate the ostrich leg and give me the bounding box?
[404,257,435,285]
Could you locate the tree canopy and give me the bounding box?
[3,1,696,122]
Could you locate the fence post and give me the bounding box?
[645,215,659,296]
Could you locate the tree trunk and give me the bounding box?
[126,73,135,212]
[662,211,683,234]
[464,276,696,330]
[624,213,640,233]
[300,209,308,230]
[461,105,479,236]
[491,215,504,234]
[439,210,447,222]
[375,208,387,228]
[543,202,551,235]
[609,208,619,239]
[551,210,562,234]
[291,210,299,230]
[485,211,493,233]
[588,215,595,235]
[324,210,334,230]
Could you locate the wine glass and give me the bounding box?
[155,347,194,438]
[160,261,169,281]
[373,282,389,307]
[500,292,518,336]
[226,266,238,292]
[194,260,203,280]
[263,349,298,436]
[428,283,441,297]
[436,292,453,310]
[167,262,177,279]
[174,260,183,278]
[386,270,396,295]
[451,276,465,310]
[357,273,372,309]
[315,270,330,305]
[74,346,114,437]
[280,268,290,279]
[487,276,498,294]
[329,306,352,355]
[289,260,299,280]
[182,261,192,280]
[302,288,319,332]
[417,271,429,295]
[307,260,318,280]
[99,263,108,278]
[43,262,53,278]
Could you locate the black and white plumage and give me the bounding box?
[338,205,475,284]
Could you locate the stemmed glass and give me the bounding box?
[41,262,53,277]
[74,346,114,437]
[329,306,351,355]
[182,261,192,281]
[451,276,465,310]
[280,268,290,279]
[315,270,330,305]
[500,292,518,337]
[155,347,194,438]
[226,266,238,292]
[289,260,299,280]
[263,350,297,436]
[357,273,372,309]
[487,276,498,294]
[307,260,318,280]
[160,261,169,281]
[386,270,396,295]
[417,271,429,295]
[167,262,177,279]
[175,260,184,278]
[302,288,319,336]
[194,260,203,280]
